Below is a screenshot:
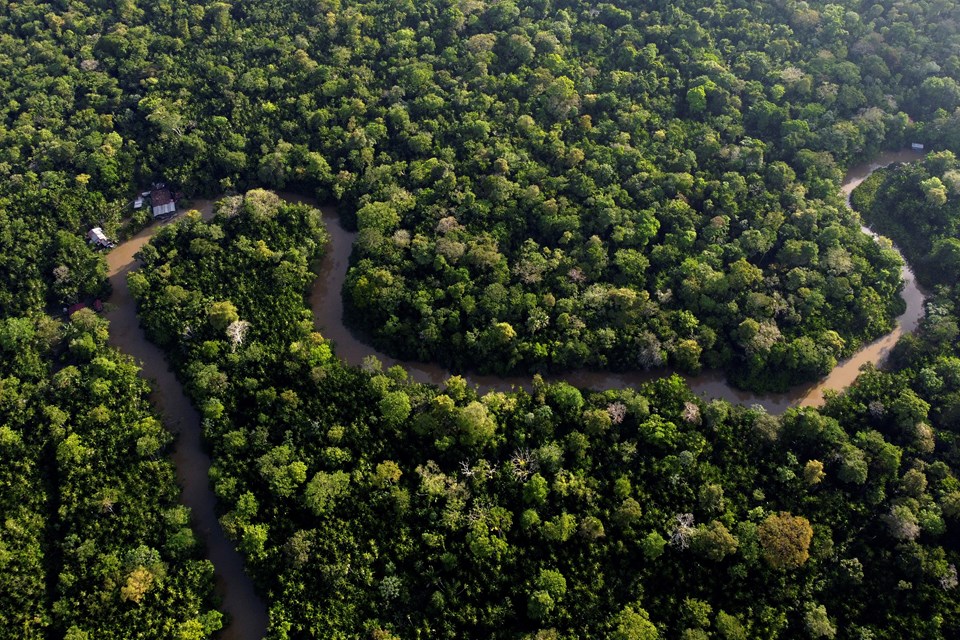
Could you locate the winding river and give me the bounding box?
[104,202,269,640]
[312,148,927,413]
[102,149,923,639]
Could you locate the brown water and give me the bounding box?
[97,150,924,639]
[310,149,927,412]
[104,202,268,640]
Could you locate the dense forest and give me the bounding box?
[0,311,221,638]
[132,191,960,638]
[2,0,960,637]
[851,151,960,431]
[852,150,960,294]
[5,0,960,388]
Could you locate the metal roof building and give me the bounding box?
[152,189,176,217]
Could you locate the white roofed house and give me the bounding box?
[151,188,176,217]
[87,227,114,248]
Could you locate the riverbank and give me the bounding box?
[310,149,927,412]
[96,149,924,639]
[103,200,269,640]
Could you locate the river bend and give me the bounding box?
[311,149,927,413]
[104,202,268,640]
[101,150,923,639]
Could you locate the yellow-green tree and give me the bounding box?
[758,512,814,570]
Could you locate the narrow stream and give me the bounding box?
[104,203,268,640]
[311,149,926,412]
[98,150,923,640]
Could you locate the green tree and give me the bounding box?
[457,401,497,447]
[304,471,350,516]
[611,604,659,640]
[208,301,239,331]
[691,521,739,562]
[380,390,412,426]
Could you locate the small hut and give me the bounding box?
[87,227,114,248]
[151,188,176,217]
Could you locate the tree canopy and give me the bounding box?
[3,0,960,636]
[129,191,960,639]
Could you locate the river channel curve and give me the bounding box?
[102,148,925,639]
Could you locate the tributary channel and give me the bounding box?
[104,203,268,640]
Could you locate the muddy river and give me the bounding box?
[104,202,269,640]
[101,150,923,639]
[311,149,927,413]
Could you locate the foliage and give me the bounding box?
[8,0,960,389]
[134,194,960,638]
[0,313,219,637]
[851,151,960,291]
[4,0,960,635]
[757,512,814,570]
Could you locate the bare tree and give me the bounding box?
[436,216,463,234]
[883,504,920,541]
[670,513,695,549]
[682,401,701,425]
[226,319,252,351]
[606,402,627,425]
[941,564,958,591]
[510,448,538,480]
[53,265,71,283]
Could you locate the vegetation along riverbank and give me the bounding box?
[2,0,960,637]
